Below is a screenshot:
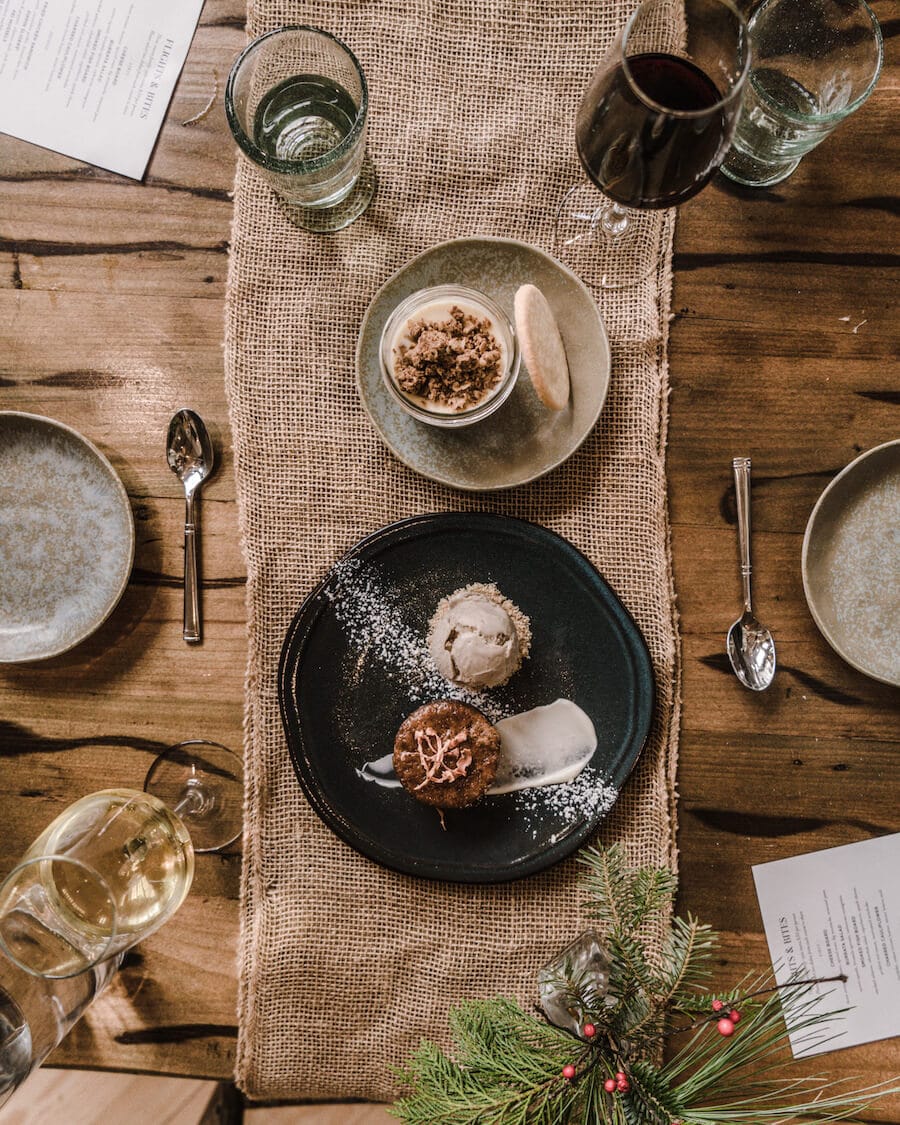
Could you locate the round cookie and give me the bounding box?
[514,283,570,411]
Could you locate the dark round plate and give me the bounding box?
[278,513,655,883]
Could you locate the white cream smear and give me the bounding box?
[358,699,597,794]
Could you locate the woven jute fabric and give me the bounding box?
[226,0,681,1102]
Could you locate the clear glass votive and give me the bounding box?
[225,25,375,232]
[721,0,883,188]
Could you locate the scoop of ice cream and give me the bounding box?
[428,584,528,689]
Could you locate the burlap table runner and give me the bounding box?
[225,0,681,1102]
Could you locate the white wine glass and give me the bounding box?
[0,740,242,978]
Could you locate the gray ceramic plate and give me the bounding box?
[356,238,610,490]
[802,439,900,687]
[0,412,135,663]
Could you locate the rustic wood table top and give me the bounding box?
[1,1,897,1118]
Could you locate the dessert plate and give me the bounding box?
[0,412,134,662]
[279,513,654,882]
[356,237,610,491]
[802,439,900,687]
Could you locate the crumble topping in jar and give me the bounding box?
[392,302,504,412]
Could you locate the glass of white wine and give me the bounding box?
[0,740,242,1109]
[0,739,243,979]
[0,791,192,978]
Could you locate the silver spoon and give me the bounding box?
[167,409,214,644]
[727,457,776,691]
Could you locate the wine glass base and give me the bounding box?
[144,741,244,854]
[554,184,661,290]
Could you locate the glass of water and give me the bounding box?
[225,25,376,232]
[0,949,120,1109]
[721,0,882,188]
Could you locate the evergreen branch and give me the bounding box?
[392,846,900,1125]
[657,915,716,1003]
[578,844,632,933]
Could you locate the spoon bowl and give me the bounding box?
[167,410,214,643]
[727,610,776,691]
[167,409,214,497]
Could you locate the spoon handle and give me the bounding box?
[733,456,753,614]
[183,493,201,643]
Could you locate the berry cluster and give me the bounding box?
[711,997,742,1036]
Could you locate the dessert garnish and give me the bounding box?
[514,283,571,411]
[393,304,503,411]
[406,727,472,789]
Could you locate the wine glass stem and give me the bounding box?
[173,783,208,819]
[601,202,630,238]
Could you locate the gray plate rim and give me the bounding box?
[0,411,135,663]
[801,437,900,687]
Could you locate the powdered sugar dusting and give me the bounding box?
[322,556,511,722]
[513,768,619,841]
[320,557,618,833]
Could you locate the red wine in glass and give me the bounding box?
[556,0,748,289]
[576,53,728,210]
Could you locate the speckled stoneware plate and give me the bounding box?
[802,439,900,687]
[356,238,610,490]
[279,513,655,883]
[0,412,134,663]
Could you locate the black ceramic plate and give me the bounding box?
[278,513,655,883]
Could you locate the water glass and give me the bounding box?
[0,856,117,979]
[721,0,883,187]
[0,955,119,1109]
[225,25,375,231]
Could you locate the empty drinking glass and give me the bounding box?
[225,25,376,231]
[721,0,883,187]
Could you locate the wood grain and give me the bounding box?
[0,0,897,1118]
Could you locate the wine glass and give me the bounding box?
[556,0,749,288]
[0,740,242,1107]
[0,741,242,978]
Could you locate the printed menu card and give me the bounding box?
[0,0,204,178]
[753,833,900,1058]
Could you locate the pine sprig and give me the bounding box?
[392,846,900,1125]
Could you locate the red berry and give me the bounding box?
[615,1071,626,1081]
[711,998,724,1012]
[604,1078,617,1093]
[617,1079,630,1092]
[729,1008,741,1023]
[562,1064,576,1080]
[583,1022,596,1038]
[717,1017,736,1037]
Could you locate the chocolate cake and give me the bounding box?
[392,700,501,810]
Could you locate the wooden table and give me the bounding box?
[1,0,897,1118]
